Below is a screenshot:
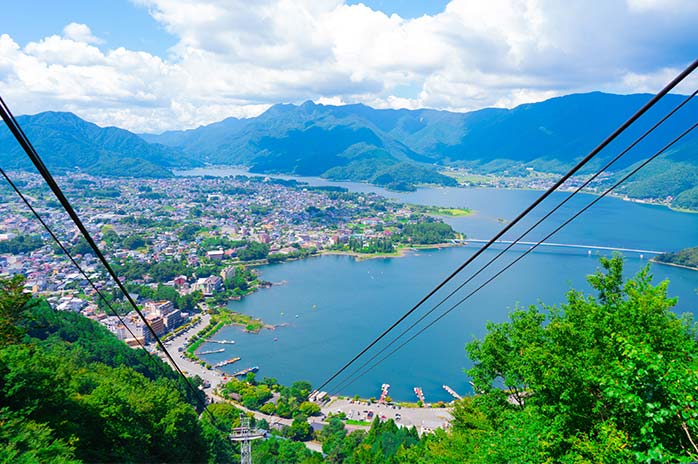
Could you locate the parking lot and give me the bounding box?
[321,397,452,434]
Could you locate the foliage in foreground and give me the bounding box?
[2,256,696,463]
[0,276,229,463]
[425,256,698,463]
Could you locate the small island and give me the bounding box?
[653,247,698,270]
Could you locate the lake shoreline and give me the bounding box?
[320,242,466,261]
[650,259,698,272]
[175,165,698,215]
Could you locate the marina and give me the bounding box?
[442,385,462,400]
[232,366,259,377]
[379,383,390,403]
[414,387,425,405]
[214,357,241,368]
[198,348,225,355]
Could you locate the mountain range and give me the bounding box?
[1,92,696,204]
[0,111,200,178]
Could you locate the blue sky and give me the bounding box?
[1,0,696,132]
[5,1,451,57]
[346,1,451,19]
[4,1,175,56]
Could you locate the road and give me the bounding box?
[161,312,229,395]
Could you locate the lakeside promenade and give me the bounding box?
[163,311,229,395]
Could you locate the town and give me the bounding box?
[0,171,462,346]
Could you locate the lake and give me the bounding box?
[180,167,698,402]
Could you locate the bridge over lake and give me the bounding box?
[462,239,665,255]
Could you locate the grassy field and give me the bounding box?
[345,419,372,426]
[408,204,473,217]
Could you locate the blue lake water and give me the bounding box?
[181,167,698,402]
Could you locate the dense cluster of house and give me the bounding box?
[0,172,429,342]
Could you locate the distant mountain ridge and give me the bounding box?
[0,111,200,178]
[1,92,695,198]
[143,91,697,195]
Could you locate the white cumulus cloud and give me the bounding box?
[63,23,104,44]
[0,0,695,132]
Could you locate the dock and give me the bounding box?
[379,383,390,403]
[442,385,462,400]
[214,357,240,368]
[232,366,259,377]
[209,339,236,344]
[414,387,425,405]
[198,348,225,355]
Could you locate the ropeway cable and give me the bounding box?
[315,59,698,393]
[331,121,697,395]
[326,87,697,393]
[0,97,219,425]
[0,167,187,383]
[0,167,150,350]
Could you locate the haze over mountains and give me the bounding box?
[2,92,696,203]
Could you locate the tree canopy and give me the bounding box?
[0,277,228,463]
[424,256,698,462]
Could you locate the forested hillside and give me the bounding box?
[0,275,227,463]
[143,92,697,197]
[5,92,694,197]
[2,257,696,463]
[655,247,698,269]
[0,112,200,178]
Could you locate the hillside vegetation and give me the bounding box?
[2,256,696,462]
[0,111,200,178]
[655,247,698,269]
[0,275,229,463]
[4,92,695,197]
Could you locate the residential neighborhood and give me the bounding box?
[0,171,459,343]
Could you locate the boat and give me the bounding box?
[214,357,241,368]
[198,348,225,355]
[232,366,259,377]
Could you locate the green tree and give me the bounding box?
[71,237,93,256]
[0,289,223,463]
[299,401,321,417]
[0,235,44,254]
[462,256,698,462]
[237,242,270,261]
[289,380,313,402]
[0,275,31,346]
[0,408,79,464]
[288,415,313,441]
[122,235,148,250]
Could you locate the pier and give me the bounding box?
[464,239,664,255]
[379,383,390,403]
[198,348,225,355]
[209,339,236,344]
[414,387,425,405]
[214,357,240,368]
[442,385,462,400]
[232,366,259,377]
